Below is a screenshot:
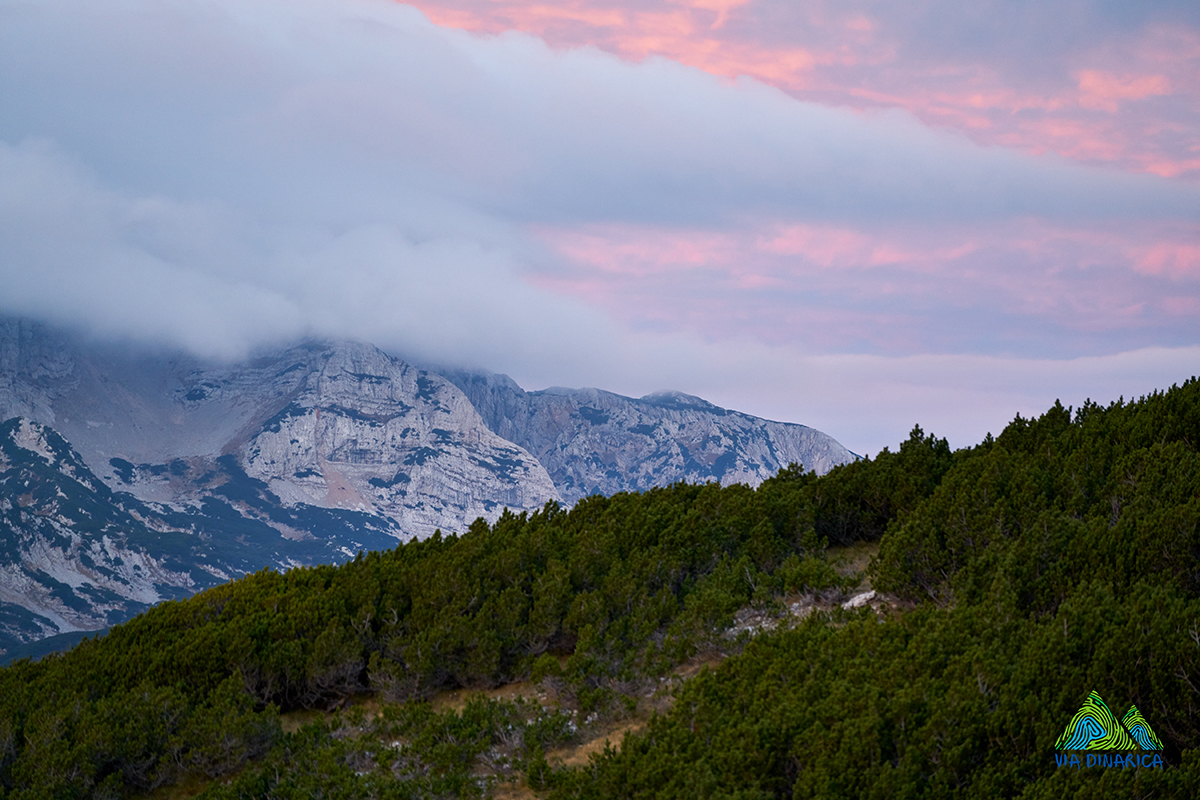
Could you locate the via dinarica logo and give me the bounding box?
[1054,690,1165,770]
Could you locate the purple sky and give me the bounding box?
[1,0,1197,454]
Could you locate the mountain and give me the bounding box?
[0,416,400,651]
[442,369,857,505]
[0,317,855,654]
[0,320,560,536]
[0,416,195,646]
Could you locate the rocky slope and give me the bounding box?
[0,417,191,646]
[440,369,857,504]
[0,320,559,539]
[0,416,402,653]
[0,317,855,654]
[181,340,559,536]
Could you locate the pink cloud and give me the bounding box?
[525,218,1199,356]
[534,224,745,275]
[402,1,1200,180]
[757,224,873,266]
[1144,157,1200,179]
[1077,70,1171,112]
[370,1,1200,362]
[685,0,751,30]
[1135,242,1200,279]
[402,0,840,89]
[1163,296,1200,316]
[754,223,979,271]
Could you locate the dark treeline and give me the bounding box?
[2,378,1198,798]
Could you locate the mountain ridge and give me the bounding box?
[440,367,854,504]
[0,316,855,653]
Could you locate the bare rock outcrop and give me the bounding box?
[441,370,856,504]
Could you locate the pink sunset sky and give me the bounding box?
[0,0,1197,453]
[409,0,1200,357]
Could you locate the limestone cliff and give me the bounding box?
[440,369,856,504]
[0,321,560,541]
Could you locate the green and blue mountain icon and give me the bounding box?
[1122,706,1165,751]
[1055,691,1163,751]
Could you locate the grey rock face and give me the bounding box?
[0,324,560,541]
[0,415,407,655]
[0,318,77,425]
[440,369,856,505]
[0,418,199,648]
[228,341,560,535]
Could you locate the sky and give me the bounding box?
[0,0,1197,455]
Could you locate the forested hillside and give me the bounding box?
[0,320,856,652]
[1,379,1198,798]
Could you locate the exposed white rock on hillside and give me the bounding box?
[0,320,559,540]
[229,342,560,536]
[0,419,197,647]
[440,369,856,505]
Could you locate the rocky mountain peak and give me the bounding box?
[441,368,856,504]
[1,317,857,655]
[638,390,726,413]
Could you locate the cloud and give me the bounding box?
[401,0,1200,183]
[2,0,1195,228]
[0,137,621,366]
[0,139,306,359]
[1077,70,1172,112]
[0,0,1197,452]
[531,218,1200,361]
